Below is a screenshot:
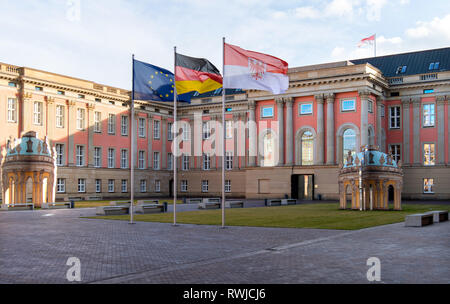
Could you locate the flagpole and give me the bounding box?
[173,46,178,227]
[129,54,135,224]
[221,37,226,228]
[374,34,377,57]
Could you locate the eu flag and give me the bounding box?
[133,59,191,102]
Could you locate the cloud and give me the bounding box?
[406,14,450,40]
[294,6,321,19]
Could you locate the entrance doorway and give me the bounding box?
[291,174,314,200]
[169,179,174,197]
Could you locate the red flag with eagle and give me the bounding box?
[358,34,375,47]
[223,43,289,94]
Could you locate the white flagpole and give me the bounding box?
[173,46,178,226]
[130,54,135,224]
[221,37,226,228]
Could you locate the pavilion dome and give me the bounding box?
[343,146,398,168]
[6,131,52,158]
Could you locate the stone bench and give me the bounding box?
[137,200,159,206]
[109,201,131,206]
[96,205,130,215]
[187,198,203,204]
[203,198,221,204]
[424,210,449,223]
[267,199,282,207]
[405,213,434,227]
[135,204,165,214]
[42,202,71,209]
[1,203,34,211]
[225,201,244,208]
[281,199,297,206]
[198,202,221,210]
[87,196,102,201]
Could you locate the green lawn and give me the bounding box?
[74,199,183,208]
[87,203,448,230]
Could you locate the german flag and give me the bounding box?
[175,53,223,95]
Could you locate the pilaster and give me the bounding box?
[284,97,294,166]
[276,97,284,166]
[325,93,335,164]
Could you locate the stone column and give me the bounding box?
[239,113,246,169]
[233,113,239,169]
[412,97,421,164]
[46,96,55,146]
[195,112,202,169]
[67,100,76,166]
[285,97,294,166]
[211,115,217,169]
[248,100,257,167]
[359,90,370,149]
[161,117,167,169]
[401,97,410,164]
[147,114,153,170]
[190,117,195,169]
[376,96,382,150]
[325,93,335,165]
[276,97,284,166]
[436,96,446,165]
[314,94,324,165]
[87,103,95,167]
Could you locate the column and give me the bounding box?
[376,96,382,150]
[285,97,294,166]
[248,100,257,167]
[147,114,153,170]
[195,112,202,169]
[161,117,167,169]
[276,97,284,166]
[401,97,410,164]
[67,100,76,166]
[46,96,55,146]
[190,117,195,169]
[211,115,217,169]
[359,90,370,149]
[233,113,239,169]
[239,113,246,169]
[87,103,95,167]
[315,94,324,165]
[412,97,421,164]
[325,93,335,165]
[436,96,445,165]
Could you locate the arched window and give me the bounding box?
[263,132,274,167]
[301,131,314,165]
[343,129,356,163]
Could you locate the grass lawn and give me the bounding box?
[86,203,448,230]
[74,199,183,208]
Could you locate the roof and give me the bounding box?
[350,47,450,77]
[193,88,245,98]
[6,131,52,158]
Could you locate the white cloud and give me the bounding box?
[294,6,321,19]
[366,0,388,21]
[406,14,450,40]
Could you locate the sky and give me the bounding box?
[1,0,449,90]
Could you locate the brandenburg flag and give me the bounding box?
[175,53,223,95]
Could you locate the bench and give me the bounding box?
[203,198,221,204]
[198,202,221,210]
[96,205,130,215]
[281,199,297,206]
[42,202,71,209]
[135,204,165,214]
[87,196,102,201]
[405,213,434,227]
[187,198,203,204]
[137,200,159,206]
[225,201,244,208]
[267,199,282,207]
[424,210,449,223]
[1,203,34,211]
[110,201,131,206]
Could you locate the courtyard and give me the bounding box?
[0,202,449,284]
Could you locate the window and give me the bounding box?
[167,153,173,170]
[396,66,407,74]
[56,105,65,128]
[138,151,145,169]
[389,106,401,129]
[153,151,160,170]
[380,104,385,117]
[341,99,356,112]
[121,149,128,169]
[8,82,17,87]
[35,86,43,91]
[182,122,190,141]
[138,118,146,137]
[168,122,173,141]
[57,90,65,95]
[76,145,85,166]
[95,98,101,103]
[108,180,115,192]
[299,103,313,115]
[368,100,373,113]
[121,180,127,193]
[78,94,85,99]
[203,153,210,170]
[140,180,147,193]
[56,144,64,166]
[181,180,188,192]
[94,111,101,132]
[301,131,314,165]
[424,143,435,166]
[7,98,17,122]
[153,120,160,139]
[155,180,161,192]
[261,106,274,118]
[428,62,440,70]
[182,154,189,171]
[108,148,115,168]
[78,179,86,193]
[343,129,356,163]
[225,121,233,139]
[121,115,128,136]
[423,179,434,193]
[202,180,209,192]
[203,121,211,139]
[94,147,101,168]
[389,144,401,162]
[76,108,85,130]
[108,114,116,134]
[95,179,102,193]
[57,178,66,193]
[263,132,274,167]
[225,180,231,193]
[423,89,434,94]
[225,152,233,170]
[33,101,43,125]
[423,104,435,127]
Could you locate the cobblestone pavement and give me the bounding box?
[0,207,448,284]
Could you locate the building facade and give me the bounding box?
[0,47,449,202]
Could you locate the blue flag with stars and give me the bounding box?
[133,59,191,102]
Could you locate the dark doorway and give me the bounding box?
[169,179,173,197]
[388,185,395,209]
[291,174,314,200]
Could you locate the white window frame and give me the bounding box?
[56,105,65,128]
[7,98,17,123]
[182,154,189,171]
[341,99,356,112]
[153,120,161,139]
[78,179,86,193]
[121,115,129,136]
[225,180,231,193]
[56,144,64,166]
[380,104,385,117]
[108,114,116,134]
[422,103,435,127]
[168,122,173,141]
[368,100,373,113]
[33,101,43,125]
[225,120,233,139]
[138,118,146,138]
[95,179,101,193]
[203,121,211,140]
[57,178,66,193]
[389,106,401,129]
[76,108,85,130]
[108,148,115,168]
[299,103,313,115]
[181,180,188,192]
[94,147,102,168]
[423,178,434,194]
[153,151,160,170]
[423,143,435,166]
[203,153,210,170]
[261,106,274,118]
[120,149,128,169]
[138,150,146,169]
[182,122,190,141]
[167,153,173,170]
[108,179,115,193]
[388,144,401,163]
[155,180,161,192]
[140,179,147,193]
[94,111,101,133]
[121,180,128,193]
[76,145,85,167]
[225,152,233,170]
[201,180,209,193]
